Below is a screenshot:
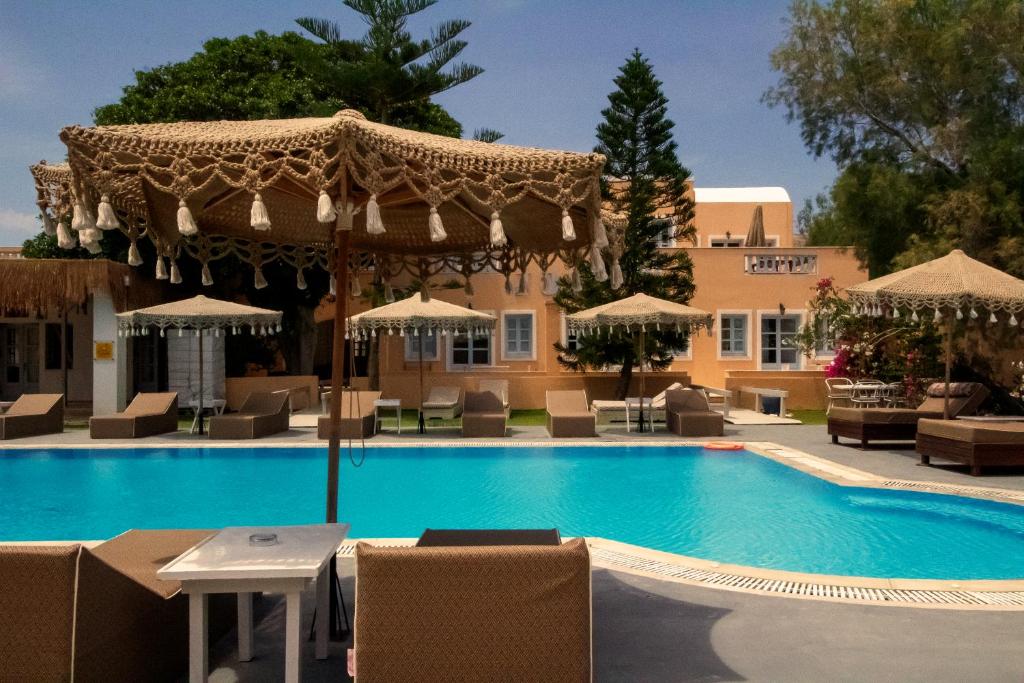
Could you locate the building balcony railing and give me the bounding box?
[744,253,817,274]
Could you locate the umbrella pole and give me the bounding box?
[418,326,426,434]
[943,322,953,420]
[327,178,350,526]
[198,329,205,435]
[637,327,646,433]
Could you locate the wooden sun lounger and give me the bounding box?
[421,386,462,421]
[318,390,382,439]
[208,390,290,439]
[462,390,506,437]
[478,379,510,417]
[352,537,591,681]
[917,418,1024,476]
[666,388,724,437]
[0,393,63,440]
[828,383,988,448]
[89,392,179,439]
[546,390,597,437]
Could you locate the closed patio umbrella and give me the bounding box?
[846,249,1024,418]
[345,293,496,433]
[745,205,767,247]
[117,295,283,434]
[566,293,713,431]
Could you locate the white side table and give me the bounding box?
[625,397,654,432]
[374,398,402,434]
[158,523,350,683]
[188,399,226,434]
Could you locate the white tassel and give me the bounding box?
[155,255,168,280]
[329,275,337,296]
[296,269,307,290]
[428,207,446,242]
[365,194,385,235]
[202,264,214,286]
[71,201,94,232]
[590,245,608,281]
[384,282,395,302]
[933,309,942,323]
[350,272,362,298]
[251,193,271,231]
[317,190,336,223]
[561,210,576,241]
[892,308,900,319]
[169,259,182,284]
[1010,313,1018,326]
[504,276,514,295]
[592,213,609,249]
[83,238,102,255]
[542,271,558,296]
[489,211,506,247]
[96,195,118,230]
[177,200,198,236]
[571,267,582,293]
[956,308,964,320]
[41,211,56,236]
[969,308,978,320]
[253,266,268,289]
[910,310,919,322]
[127,240,143,266]
[517,272,529,295]
[610,258,624,290]
[57,221,75,250]
[989,312,998,324]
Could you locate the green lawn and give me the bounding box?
[790,409,827,425]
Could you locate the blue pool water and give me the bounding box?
[3,445,1024,580]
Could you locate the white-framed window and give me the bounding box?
[719,313,749,358]
[710,236,744,248]
[404,332,438,361]
[759,312,803,370]
[502,311,535,360]
[448,311,495,370]
[814,315,835,357]
[651,222,676,248]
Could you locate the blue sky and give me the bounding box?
[0,0,836,245]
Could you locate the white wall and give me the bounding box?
[92,291,127,415]
[167,330,225,405]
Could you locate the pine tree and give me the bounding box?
[555,50,697,399]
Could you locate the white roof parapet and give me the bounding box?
[694,187,791,204]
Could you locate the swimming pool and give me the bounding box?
[2,444,1023,580]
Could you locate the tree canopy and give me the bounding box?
[769,0,1024,277]
[555,50,697,399]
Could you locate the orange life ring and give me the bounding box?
[703,441,744,451]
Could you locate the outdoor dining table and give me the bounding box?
[157,523,350,683]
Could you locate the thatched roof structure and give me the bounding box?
[0,258,163,317]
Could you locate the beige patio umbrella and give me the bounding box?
[745,205,767,247]
[346,293,496,433]
[40,108,606,527]
[566,293,713,431]
[117,295,283,434]
[846,249,1024,418]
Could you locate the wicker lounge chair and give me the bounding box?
[208,390,290,439]
[666,388,724,437]
[917,418,1024,476]
[318,390,381,439]
[478,379,510,417]
[89,392,179,439]
[421,386,462,422]
[590,382,683,425]
[546,390,597,438]
[0,529,232,682]
[828,382,988,448]
[462,390,507,437]
[0,393,63,440]
[352,537,591,682]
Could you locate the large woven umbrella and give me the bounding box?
[846,249,1024,418]
[117,295,282,433]
[745,205,767,247]
[566,293,713,431]
[346,293,496,433]
[41,108,606,526]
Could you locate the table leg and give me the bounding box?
[315,565,330,659]
[779,396,787,417]
[190,408,200,435]
[285,591,302,683]
[237,592,254,662]
[189,592,208,683]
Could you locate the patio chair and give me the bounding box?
[208,390,290,439]
[478,379,510,417]
[666,388,725,437]
[828,382,989,448]
[421,386,462,422]
[917,418,1024,476]
[89,392,179,439]
[546,390,597,438]
[351,537,591,682]
[590,381,684,425]
[0,393,63,440]
[317,390,381,439]
[0,529,232,682]
[462,390,507,437]
[824,378,854,413]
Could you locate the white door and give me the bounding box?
[760,315,801,370]
[1,324,40,400]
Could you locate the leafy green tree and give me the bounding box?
[766,0,1024,276]
[555,50,697,399]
